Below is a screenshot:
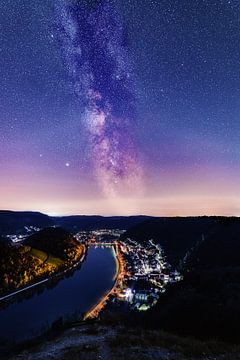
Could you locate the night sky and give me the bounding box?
[1,0,240,216]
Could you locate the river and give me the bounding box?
[0,246,117,342]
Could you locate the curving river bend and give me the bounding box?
[0,246,116,342]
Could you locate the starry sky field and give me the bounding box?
[1,0,240,216]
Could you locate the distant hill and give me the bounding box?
[0,210,152,235]
[121,216,217,266]
[183,218,240,270]
[54,215,152,232]
[0,211,54,235]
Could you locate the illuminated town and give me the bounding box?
[75,229,182,317]
[3,226,182,319]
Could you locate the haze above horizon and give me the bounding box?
[1,1,240,216]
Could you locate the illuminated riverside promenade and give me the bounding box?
[84,241,125,320]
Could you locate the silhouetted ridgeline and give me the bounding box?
[122,217,240,342]
[0,211,54,235]
[121,216,240,266]
[0,210,152,235]
[54,215,153,231]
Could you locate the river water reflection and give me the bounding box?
[0,246,116,342]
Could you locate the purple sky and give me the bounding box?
[1,0,240,216]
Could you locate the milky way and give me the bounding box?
[2,0,240,215]
[55,0,142,196]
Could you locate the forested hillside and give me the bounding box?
[0,228,83,296]
[123,217,240,342]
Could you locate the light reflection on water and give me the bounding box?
[0,246,116,342]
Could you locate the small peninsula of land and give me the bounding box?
[0,227,84,297]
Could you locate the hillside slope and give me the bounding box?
[0,228,83,295]
[0,210,153,235]
[5,323,240,360]
[122,216,216,266]
[0,211,54,235]
[126,218,240,342]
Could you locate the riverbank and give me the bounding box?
[84,242,124,320]
[0,244,86,304]
[0,246,116,344]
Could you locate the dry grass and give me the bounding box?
[9,325,240,360]
[81,326,101,336]
[29,247,64,267]
[47,255,64,267]
[60,344,99,360]
[107,327,240,358]
[29,248,48,262]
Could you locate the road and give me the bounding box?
[0,245,86,302]
[84,242,125,320]
[0,278,49,301]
